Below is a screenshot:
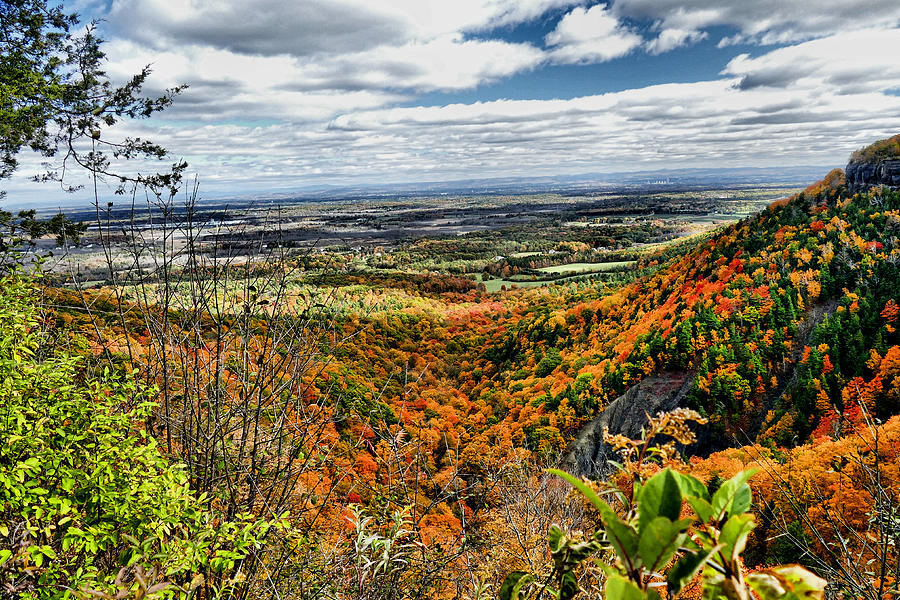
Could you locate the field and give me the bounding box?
[41,183,799,294]
[536,260,634,274]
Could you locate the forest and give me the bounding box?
[2,1,900,599]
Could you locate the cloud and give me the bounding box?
[612,0,900,46]
[545,4,643,64]
[645,28,707,54]
[105,0,580,57]
[723,29,900,94]
[95,0,562,125]
[5,2,900,207]
[285,36,546,93]
[12,60,898,207]
[100,33,544,126]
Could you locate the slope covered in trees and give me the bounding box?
[0,134,900,597]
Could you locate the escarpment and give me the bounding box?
[846,134,900,192]
[562,371,695,478]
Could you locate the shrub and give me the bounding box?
[499,410,827,599]
[0,273,277,599]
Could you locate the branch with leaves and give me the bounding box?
[500,410,827,600]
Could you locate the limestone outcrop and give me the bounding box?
[562,371,694,479]
[846,134,900,192]
[846,159,900,191]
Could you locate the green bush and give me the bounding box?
[0,274,277,599]
[500,410,827,600]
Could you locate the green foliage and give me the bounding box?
[499,419,827,600]
[535,348,563,378]
[0,0,185,196]
[346,506,419,600]
[0,273,277,598]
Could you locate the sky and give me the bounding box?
[6,0,900,206]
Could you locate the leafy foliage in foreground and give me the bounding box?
[500,411,826,600]
[0,273,276,598]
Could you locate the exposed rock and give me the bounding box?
[846,134,900,192]
[562,371,694,479]
[845,159,900,192]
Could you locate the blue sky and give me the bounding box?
[5,0,900,206]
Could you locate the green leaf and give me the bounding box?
[719,513,756,562]
[747,572,788,599]
[667,545,722,596]
[499,571,535,600]
[686,496,714,523]
[638,517,690,572]
[0,549,11,565]
[602,513,640,567]
[672,471,710,502]
[638,469,682,534]
[770,565,827,598]
[548,524,565,554]
[710,469,757,520]
[559,570,580,600]
[604,574,646,600]
[747,565,827,600]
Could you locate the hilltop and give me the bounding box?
[848,133,900,164]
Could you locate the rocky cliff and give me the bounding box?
[846,159,900,191]
[562,371,695,478]
[846,134,900,192]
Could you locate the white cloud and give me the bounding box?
[100,33,544,126]
[105,0,581,56]
[545,4,643,64]
[645,28,707,54]
[11,48,899,207]
[722,29,900,94]
[291,35,545,93]
[94,0,558,125]
[612,0,900,46]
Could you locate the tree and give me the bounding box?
[0,0,186,198]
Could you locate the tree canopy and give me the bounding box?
[0,0,186,198]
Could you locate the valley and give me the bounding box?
[5,0,900,595]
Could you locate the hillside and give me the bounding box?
[6,138,900,598]
[40,149,900,486]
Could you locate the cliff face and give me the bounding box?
[846,159,900,191]
[562,371,694,478]
[846,134,900,192]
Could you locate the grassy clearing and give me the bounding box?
[536,261,634,274]
[482,278,552,292]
